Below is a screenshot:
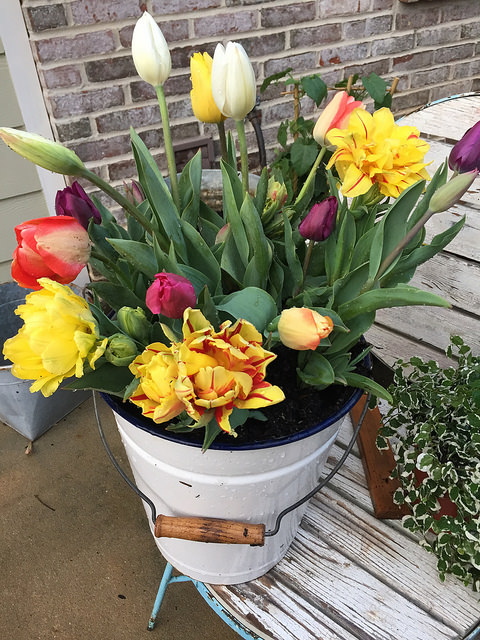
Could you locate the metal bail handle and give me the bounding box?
[94,391,370,546]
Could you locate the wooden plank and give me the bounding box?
[303,490,480,634]
[269,530,459,640]
[0,55,23,128]
[400,95,480,142]
[0,133,43,200]
[209,576,361,640]
[426,204,480,263]
[350,395,408,519]
[0,191,48,263]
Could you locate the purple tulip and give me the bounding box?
[55,181,101,229]
[448,120,480,174]
[146,272,196,318]
[299,196,338,242]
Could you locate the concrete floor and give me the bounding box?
[0,395,238,640]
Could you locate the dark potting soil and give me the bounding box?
[107,344,368,448]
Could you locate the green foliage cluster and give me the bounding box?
[377,336,480,590]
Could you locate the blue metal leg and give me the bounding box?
[148,563,262,639]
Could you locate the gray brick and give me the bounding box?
[71,134,131,163]
[319,43,369,67]
[343,15,393,40]
[410,66,450,90]
[461,23,480,39]
[343,59,390,80]
[194,11,257,38]
[318,0,370,18]
[151,0,221,13]
[119,20,189,48]
[261,2,315,28]
[237,33,285,58]
[371,34,414,57]
[396,6,441,30]
[429,80,473,103]
[26,4,67,32]
[96,105,160,134]
[108,159,139,182]
[85,57,137,82]
[42,65,82,90]
[291,24,342,49]
[415,25,462,47]
[51,87,124,118]
[56,118,92,142]
[264,52,317,77]
[393,50,434,71]
[70,0,143,24]
[441,1,480,22]
[392,89,430,112]
[130,74,192,102]
[35,31,116,63]
[433,43,475,64]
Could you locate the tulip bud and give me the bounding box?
[215,223,230,244]
[117,306,150,344]
[262,177,288,224]
[299,197,338,242]
[132,12,171,87]
[278,308,333,351]
[429,170,478,213]
[448,120,480,174]
[105,333,138,367]
[0,127,85,176]
[313,91,364,146]
[211,42,256,121]
[55,181,101,229]
[123,180,145,205]
[146,271,196,318]
[190,52,226,124]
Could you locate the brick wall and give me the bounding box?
[20,0,480,204]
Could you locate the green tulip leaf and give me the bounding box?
[297,352,335,387]
[181,220,222,294]
[216,287,277,332]
[107,238,158,279]
[343,372,392,402]
[64,363,134,395]
[338,284,451,321]
[87,281,146,311]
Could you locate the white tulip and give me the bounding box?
[211,42,256,121]
[131,12,171,87]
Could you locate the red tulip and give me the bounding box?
[146,272,196,318]
[55,181,101,229]
[12,216,91,290]
[299,197,338,242]
[448,120,480,174]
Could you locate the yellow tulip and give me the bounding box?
[190,53,226,124]
[2,278,105,397]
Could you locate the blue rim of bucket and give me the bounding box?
[101,385,363,451]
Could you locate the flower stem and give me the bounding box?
[155,84,181,212]
[235,118,249,196]
[294,240,315,297]
[217,120,228,163]
[81,168,155,234]
[295,146,327,206]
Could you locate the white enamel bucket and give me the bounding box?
[104,388,361,585]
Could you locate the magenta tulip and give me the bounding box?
[299,197,338,242]
[146,272,196,318]
[55,181,101,229]
[448,120,480,174]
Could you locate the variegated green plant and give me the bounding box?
[377,336,480,590]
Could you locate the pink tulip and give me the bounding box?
[278,307,334,351]
[146,272,196,318]
[12,216,91,290]
[313,91,364,146]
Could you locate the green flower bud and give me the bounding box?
[0,127,85,176]
[104,333,138,367]
[429,170,478,213]
[117,306,150,344]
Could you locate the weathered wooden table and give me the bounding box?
[200,95,480,640]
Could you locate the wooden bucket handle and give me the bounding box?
[154,514,265,546]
